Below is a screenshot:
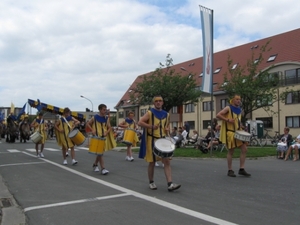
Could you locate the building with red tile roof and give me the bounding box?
[115,28,300,137]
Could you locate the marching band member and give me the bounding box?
[31,112,47,158]
[118,111,139,162]
[54,107,80,165]
[217,94,251,177]
[86,104,116,175]
[138,96,181,192]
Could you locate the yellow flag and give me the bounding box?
[10,102,15,113]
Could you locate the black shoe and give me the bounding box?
[227,170,236,177]
[238,169,251,177]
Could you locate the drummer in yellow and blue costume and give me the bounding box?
[138,96,181,192]
[54,107,80,165]
[31,112,47,158]
[86,104,116,175]
[216,94,251,177]
[118,111,139,162]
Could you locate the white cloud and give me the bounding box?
[0,0,299,112]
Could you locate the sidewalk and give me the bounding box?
[0,174,26,225]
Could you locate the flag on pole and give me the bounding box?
[10,102,15,114]
[199,5,213,94]
[17,103,27,120]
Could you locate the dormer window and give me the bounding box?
[214,68,221,74]
[267,54,277,62]
[231,63,238,70]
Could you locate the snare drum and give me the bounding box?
[68,129,86,146]
[153,138,175,158]
[30,131,42,144]
[234,130,251,142]
[122,128,136,145]
[88,136,106,155]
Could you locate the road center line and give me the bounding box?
[22,152,238,225]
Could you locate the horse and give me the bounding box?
[6,117,18,143]
[19,120,31,143]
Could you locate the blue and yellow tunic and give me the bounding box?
[32,118,47,144]
[220,105,243,149]
[91,114,116,151]
[56,116,75,148]
[139,108,170,162]
[123,118,139,146]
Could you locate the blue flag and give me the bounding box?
[36,99,42,112]
[17,103,27,120]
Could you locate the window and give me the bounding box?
[172,106,178,114]
[256,95,272,107]
[231,63,238,70]
[254,59,259,64]
[140,109,147,116]
[256,117,273,128]
[186,121,195,130]
[203,120,211,129]
[286,116,300,128]
[185,104,195,113]
[118,111,124,118]
[267,54,277,62]
[220,99,229,109]
[214,68,221,74]
[285,91,300,104]
[203,101,214,111]
[285,68,300,85]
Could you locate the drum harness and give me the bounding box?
[225,109,242,147]
[93,115,107,138]
[61,116,73,148]
[148,112,169,158]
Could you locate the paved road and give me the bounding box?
[0,139,299,225]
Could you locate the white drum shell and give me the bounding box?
[153,138,175,158]
[234,131,251,142]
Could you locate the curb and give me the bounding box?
[0,175,26,225]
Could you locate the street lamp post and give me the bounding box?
[80,95,94,112]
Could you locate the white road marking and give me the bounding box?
[7,149,21,153]
[24,193,130,212]
[25,148,37,152]
[0,162,45,167]
[44,148,60,151]
[22,151,238,225]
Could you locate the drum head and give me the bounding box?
[69,129,77,137]
[154,139,175,153]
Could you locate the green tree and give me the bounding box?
[221,41,291,123]
[130,54,202,112]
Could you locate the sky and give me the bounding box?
[0,0,299,114]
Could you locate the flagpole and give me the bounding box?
[210,9,214,157]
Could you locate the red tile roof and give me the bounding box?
[115,28,300,108]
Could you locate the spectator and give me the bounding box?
[170,127,177,138]
[184,121,190,138]
[277,127,293,159]
[181,126,188,145]
[175,130,184,148]
[207,125,221,150]
[284,134,300,161]
[189,130,198,143]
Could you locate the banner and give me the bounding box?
[10,102,15,114]
[17,103,27,120]
[199,5,213,94]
